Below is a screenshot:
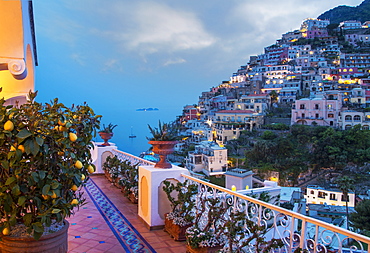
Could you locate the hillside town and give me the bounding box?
[169,18,370,231]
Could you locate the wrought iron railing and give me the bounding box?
[112,151,370,252]
[182,173,370,253]
[111,149,155,166]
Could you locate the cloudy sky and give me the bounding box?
[32,0,363,154]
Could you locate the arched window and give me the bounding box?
[345,115,352,121]
[354,115,361,122]
[363,125,369,130]
[345,125,352,130]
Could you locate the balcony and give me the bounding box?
[69,145,370,252]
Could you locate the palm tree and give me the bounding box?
[335,176,355,230]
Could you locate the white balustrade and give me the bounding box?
[111,149,155,166]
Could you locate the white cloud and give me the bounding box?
[102,59,124,72]
[163,58,186,66]
[105,1,217,55]
[70,53,85,66]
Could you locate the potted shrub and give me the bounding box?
[185,196,227,252]
[162,180,197,241]
[223,209,284,252]
[118,160,139,204]
[0,91,100,251]
[98,123,117,146]
[102,156,120,185]
[147,120,180,168]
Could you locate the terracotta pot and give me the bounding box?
[0,220,69,253]
[128,193,138,204]
[148,141,178,168]
[186,244,224,253]
[113,177,121,188]
[164,214,191,241]
[104,170,111,181]
[99,132,113,146]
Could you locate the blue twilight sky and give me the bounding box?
[32,0,363,155]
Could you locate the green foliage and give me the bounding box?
[186,196,227,248]
[0,91,101,240]
[162,180,197,226]
[147,120,180,141]
[350,199,370,236]
[335,176,355,230]
[103,156,139,199]
[318,0,370,24]
[99,123,117,133]
[102,156,121,179]
[118,160,139,198]
[262,123,290,131]
[261,130,277,140]
[209,175,225,187]
[224,210,284,253]
[245,124,370,185]
[186,193,284,251]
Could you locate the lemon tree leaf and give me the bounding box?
[42,185,50,195]
[5,176,16,185]
[18,196,26,206]
[16,129,32,140]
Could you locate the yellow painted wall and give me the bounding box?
[0,0,34,102]
[0,1,24,59]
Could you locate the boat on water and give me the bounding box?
[129,127,136,138]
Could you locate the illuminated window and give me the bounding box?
[349,69,353,72]
[343,69,347,72]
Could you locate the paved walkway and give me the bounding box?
[67,174,186,253]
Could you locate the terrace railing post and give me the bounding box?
[138,165,189,230]
[91,142,118,174]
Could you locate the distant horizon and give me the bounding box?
[32,0,363,155]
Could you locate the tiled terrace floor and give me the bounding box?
[67,174,186,253]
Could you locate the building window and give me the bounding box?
[354,115,361,122]
[328,114,334,118]
[318,191,326,198]
[315,104,319,109]
[329,193,337,201]
[315,113,319,118]
[341,195,349,202]
[345,115,352,121]
[363,125,369,130]
[300,104,305,109]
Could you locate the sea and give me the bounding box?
[93,107,180,157]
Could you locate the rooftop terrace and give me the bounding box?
[66,144,370,253]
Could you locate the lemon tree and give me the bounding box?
[0,91,101,240]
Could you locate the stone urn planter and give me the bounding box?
[164,214,191,241]
[186,244,224,253]
[0,220,69,253]
[99,132,113,146]
[148,141,178,168]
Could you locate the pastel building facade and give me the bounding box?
[304,185,355,208]
[212,110,263,143]
[339,110,370,130]
[291,92,343,127]
[186,141,228,176]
